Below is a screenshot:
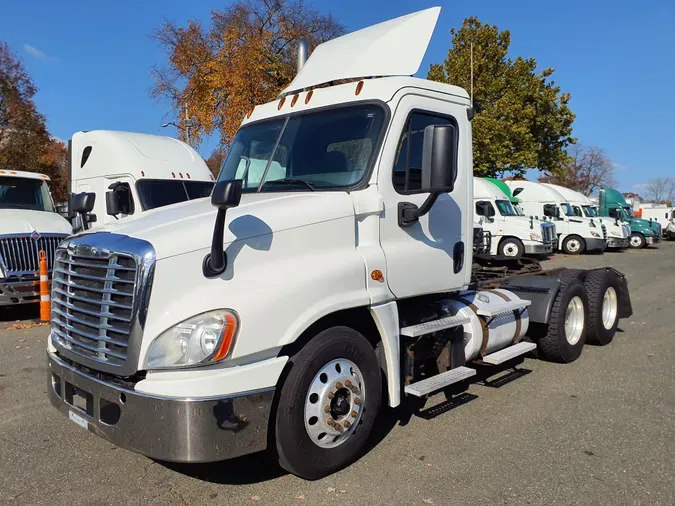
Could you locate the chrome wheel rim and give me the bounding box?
[602,287,618,330]
[503,243,519,257]
[565,296,585,345]
[630,235,642,247]
[304,359,365,449]
[567,239,581,253]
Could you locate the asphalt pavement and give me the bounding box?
[1,243,674,505]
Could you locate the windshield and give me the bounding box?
[218,104,386,192]
[513,203,525,216]
[582,205,598,217]
[561,202,575,217]
[495,199,517,216]
[136,180,214,211]
[0,176,54,212]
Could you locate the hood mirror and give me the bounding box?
[203,180,243,278]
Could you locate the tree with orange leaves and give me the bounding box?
[151,0,343,150]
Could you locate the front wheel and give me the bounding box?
[499,237,524,258]
[274,326,382,480]
[562,235,586,255]
[629,233,646,249]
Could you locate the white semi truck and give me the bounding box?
[67,130,215,231]
[0,170,71,306]
[540,183,630,250]
[506,180,608,255]
[46,8,633,480]
[473,177,555,257]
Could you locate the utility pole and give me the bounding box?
[184,103,194,146]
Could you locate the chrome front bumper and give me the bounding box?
[607,237,630,249]
[0,277,40,306]
[47,352,275,463]
[524,242,553,254]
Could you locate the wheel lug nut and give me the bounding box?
[351,411,358,418]
[343,420,351,429]
[345,380,352,388]
[324,405,331,413]
[351,386,359,394]
[334,423,343,432]
[335,382,343,389]
[327,392,335,399]
[354,397,361,405]
[327,418,334,426]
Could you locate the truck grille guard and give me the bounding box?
[50,233,155,377]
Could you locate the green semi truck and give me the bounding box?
[598,188,660,249]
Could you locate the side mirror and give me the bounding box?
[71,192,96,230]
[475,201,495,218]
[203,180,243,278]
[399,124,458,227]
[543,204,558,218]
[106,182,134,216]
[512,187,524,197]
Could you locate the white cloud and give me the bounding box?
[633,183,647,191]
[23,44,53,61]
[612,162,627,171]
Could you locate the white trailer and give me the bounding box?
[46,8,633,480]
[473,177,555,257]
[0,170,71,306]
[67,131,215,230]
[540,183,630,249]
[635,203,673,232]
[506,180,608,255]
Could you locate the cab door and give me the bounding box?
[377,94,471,298]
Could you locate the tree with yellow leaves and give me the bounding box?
[151,0,343,150]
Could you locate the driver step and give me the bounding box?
[400,315,470,337]
[476,299,531,318]
[404,366,476,397]
[482,341,537,365]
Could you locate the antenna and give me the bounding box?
[470,42,474,107]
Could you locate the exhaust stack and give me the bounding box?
[296,38,309,74]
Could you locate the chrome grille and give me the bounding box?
[541,223,554,246]
[0,234,67,276]
[51,249,137,368]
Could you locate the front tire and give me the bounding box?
[274,326,382,480]
[562,235,586,255]
[537,278,589,363]
[629,233,646,249]
[585,270,621,345]
[498,237,524,258]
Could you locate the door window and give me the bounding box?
[392,112,456,194]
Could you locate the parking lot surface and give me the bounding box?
[1,243,674,505]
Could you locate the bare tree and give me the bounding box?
[644,177,675,203]
[539,144,616,196]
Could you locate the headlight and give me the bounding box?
[609,231,621,237]
[590,231,600,238]
[529,233,542,241]
[145,309,239,369]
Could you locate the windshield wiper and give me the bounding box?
[263,179,316,191]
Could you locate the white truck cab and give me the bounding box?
[0,170,71,306]
[68,131,215,231]
[506,180,607,255]
[46,8,632,480]
[541,183,629,250]
[473,177,554,257]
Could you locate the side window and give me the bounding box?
[393,112,453,193]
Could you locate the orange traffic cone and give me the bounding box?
[39,250,50,322]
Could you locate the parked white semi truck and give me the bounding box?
[506,180,608,255]
[473,177,555,257]
[67,130,215,231]
[46,8,632,480]
[540,183,630,250]
[0,170,71,306]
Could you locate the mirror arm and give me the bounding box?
[202,209,228,278]
[398,191,440,228]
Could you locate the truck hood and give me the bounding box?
[0,209,72,235]
[90,192,356,260]
[631,217,657,235]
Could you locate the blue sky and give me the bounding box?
[1,0,673,193]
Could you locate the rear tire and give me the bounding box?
[584,270,621,345]
[537,278,588,363]
[629,233,646,249]
[498,237,524,258]
[562,235,586,255]
[274,326,382,480]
